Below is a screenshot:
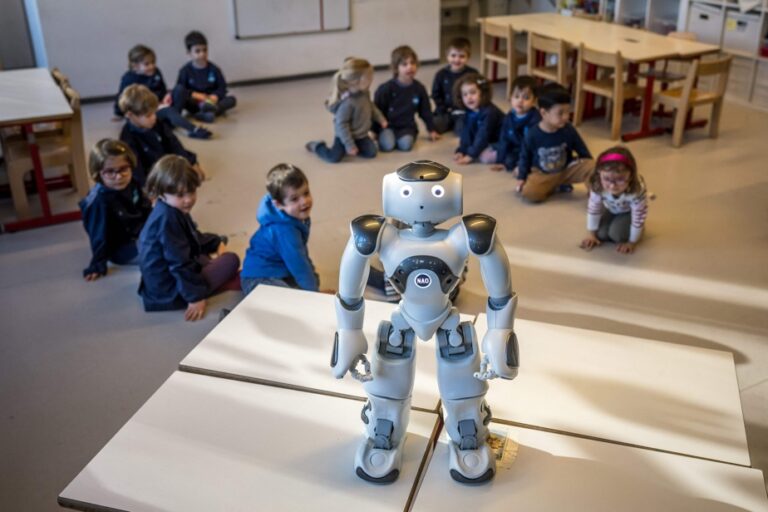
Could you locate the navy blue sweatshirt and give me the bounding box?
[138,199,211,311]
[176,61,228,99]
[113,70,168,117]
[431,65,478,115]
[496,109,541,171]
[374,78,436,136]
[119,119,197,186]
[518,123,592,180]
[455,103,504,159]
[79,181,152,277]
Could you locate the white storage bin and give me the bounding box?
[751,61,768,108]
[723,11,764,54]
[725,56,754,101]
[688,3,724,46]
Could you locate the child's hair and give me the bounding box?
[537,83,571,110]
[452,73,492,109]
[88,139,137,183]
[391,45,419,77]
[127,44,155,67]
[266,163,308,204]
[589,146,642,194]
[118,84,159,116]
[327,57,373,105]
[511,75,538,97]
[145,155,202,199]
[185,30,207,51]
[447,37,471,55]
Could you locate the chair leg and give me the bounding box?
[8,166,32,220]
[574,87,585,126]
[611,97,623,140]
[672,106,687,147]
[709,100,723,139]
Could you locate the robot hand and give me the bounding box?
[476,329,519,381]
[331,329,369,380]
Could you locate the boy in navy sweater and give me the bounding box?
[119,84,204,186]
[113,44,211,139]
[374,45,439,152]
[432,37,478,135]
[517,84,594,203]
[241,164,322,295]
[173,31,237,123]
[491,75,540,174]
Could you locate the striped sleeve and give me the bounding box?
[586,190,603,231]
[629,188,649,243]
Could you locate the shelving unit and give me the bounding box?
[681,0,768,110]
[599,0,681,34]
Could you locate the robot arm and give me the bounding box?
[332,215,386,379]
[462,214,519,380]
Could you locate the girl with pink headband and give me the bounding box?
[580,146,648,254]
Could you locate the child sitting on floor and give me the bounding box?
[241,164,322,295]
[138,155,239,321]
[517,83,594,202]
[173,30,237,123]
[119,84,205,186]
[580,146,649,254]
[432,37,478,135]
[306,58,387,163]
[113,44,211,139]
[490,75,540,174]
[374,45,439,152]
[80,139,152,281]
[452,73,504,165]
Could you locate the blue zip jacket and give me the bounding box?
[113,69,168,117]
[242,194,318,291]
[138,199,210,311]
[456,103,504,159]
[176,61,228,99]
[119,119,197,186]
[496,109,541,171]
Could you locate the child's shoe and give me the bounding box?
[188,126,212,139]
[194,111,215,123]
[557,184,574,193]
[305,141,320,153]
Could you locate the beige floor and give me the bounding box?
[1,50,767,509]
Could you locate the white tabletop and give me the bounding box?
[413,423,768,512]
[180,285,474,412]
[476,314,750,466]
[0,68,72,126]
[59,371,439,512]
[484,13,719,62]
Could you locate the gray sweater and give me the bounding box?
[328,91,385,152]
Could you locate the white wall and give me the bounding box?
[36,0,440,98]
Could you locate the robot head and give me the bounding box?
[382,160,462,225]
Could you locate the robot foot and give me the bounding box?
[354,431,406,484]
[447,442,495,484]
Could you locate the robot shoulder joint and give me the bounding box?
[462,214,497,255]
[351,215,386,256]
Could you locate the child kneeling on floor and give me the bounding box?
[138,155,239,321]
[241,163,323,294]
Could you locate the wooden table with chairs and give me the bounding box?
[0,67,88,232]
[478,13,721,144]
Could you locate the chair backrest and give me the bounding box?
[51,67,69,88]
[578,43,622,72]
[529,32,567,57]
[696,55,732,97]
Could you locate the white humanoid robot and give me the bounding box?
[332,160,519,484]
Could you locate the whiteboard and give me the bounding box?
[233,0,351,39]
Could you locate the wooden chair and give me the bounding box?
[527,32,572,87]
[653,55,732,147]
[572,11,604,22]
[479,18,527,98]
[1,84,88,219]
[573,43,645,140]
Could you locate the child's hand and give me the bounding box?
[580,233,601,251]
[456,155,472,165]
[511,166,519,178]
[347,146,359,156]
[515,179,526,193]
[380,120,388,129]
[429,131,440,141]
[208,94,219,104]
[216,241,227,256]
[84,272,102,282]
[185,299,207,321]
[616,242,636,254]
[191,91,207,102]
[489,164,504,172]
[162,93,172,106]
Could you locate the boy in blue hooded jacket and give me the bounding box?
[241,164,319,294]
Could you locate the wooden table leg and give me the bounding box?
[622,61,666,142]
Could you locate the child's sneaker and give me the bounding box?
[305,141,320,153]
[557,184,574,193]
[194,111,215,123]
[188,126,212,139]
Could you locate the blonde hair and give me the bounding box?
[327,58,373,106]
[118,84,159,116]
[88,139,137,183]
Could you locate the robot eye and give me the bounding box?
[400,186,413,198]
[431,185,445,198]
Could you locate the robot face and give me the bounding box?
[382,160,462,225]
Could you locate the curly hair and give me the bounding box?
[452,72,492,109]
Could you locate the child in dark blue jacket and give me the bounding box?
[490,75,541,174]
[138,155,240,321]
[241,164,320,295]
[113,44,211,139]
[119,84,204,186]
[173,31,237,123]
[431,37,478,135]
[453,73,503,165]
[80,139,151,281]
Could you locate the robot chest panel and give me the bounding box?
[380,239,466,296]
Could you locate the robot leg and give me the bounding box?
[356,316,416,483]
[436,319,495,483]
